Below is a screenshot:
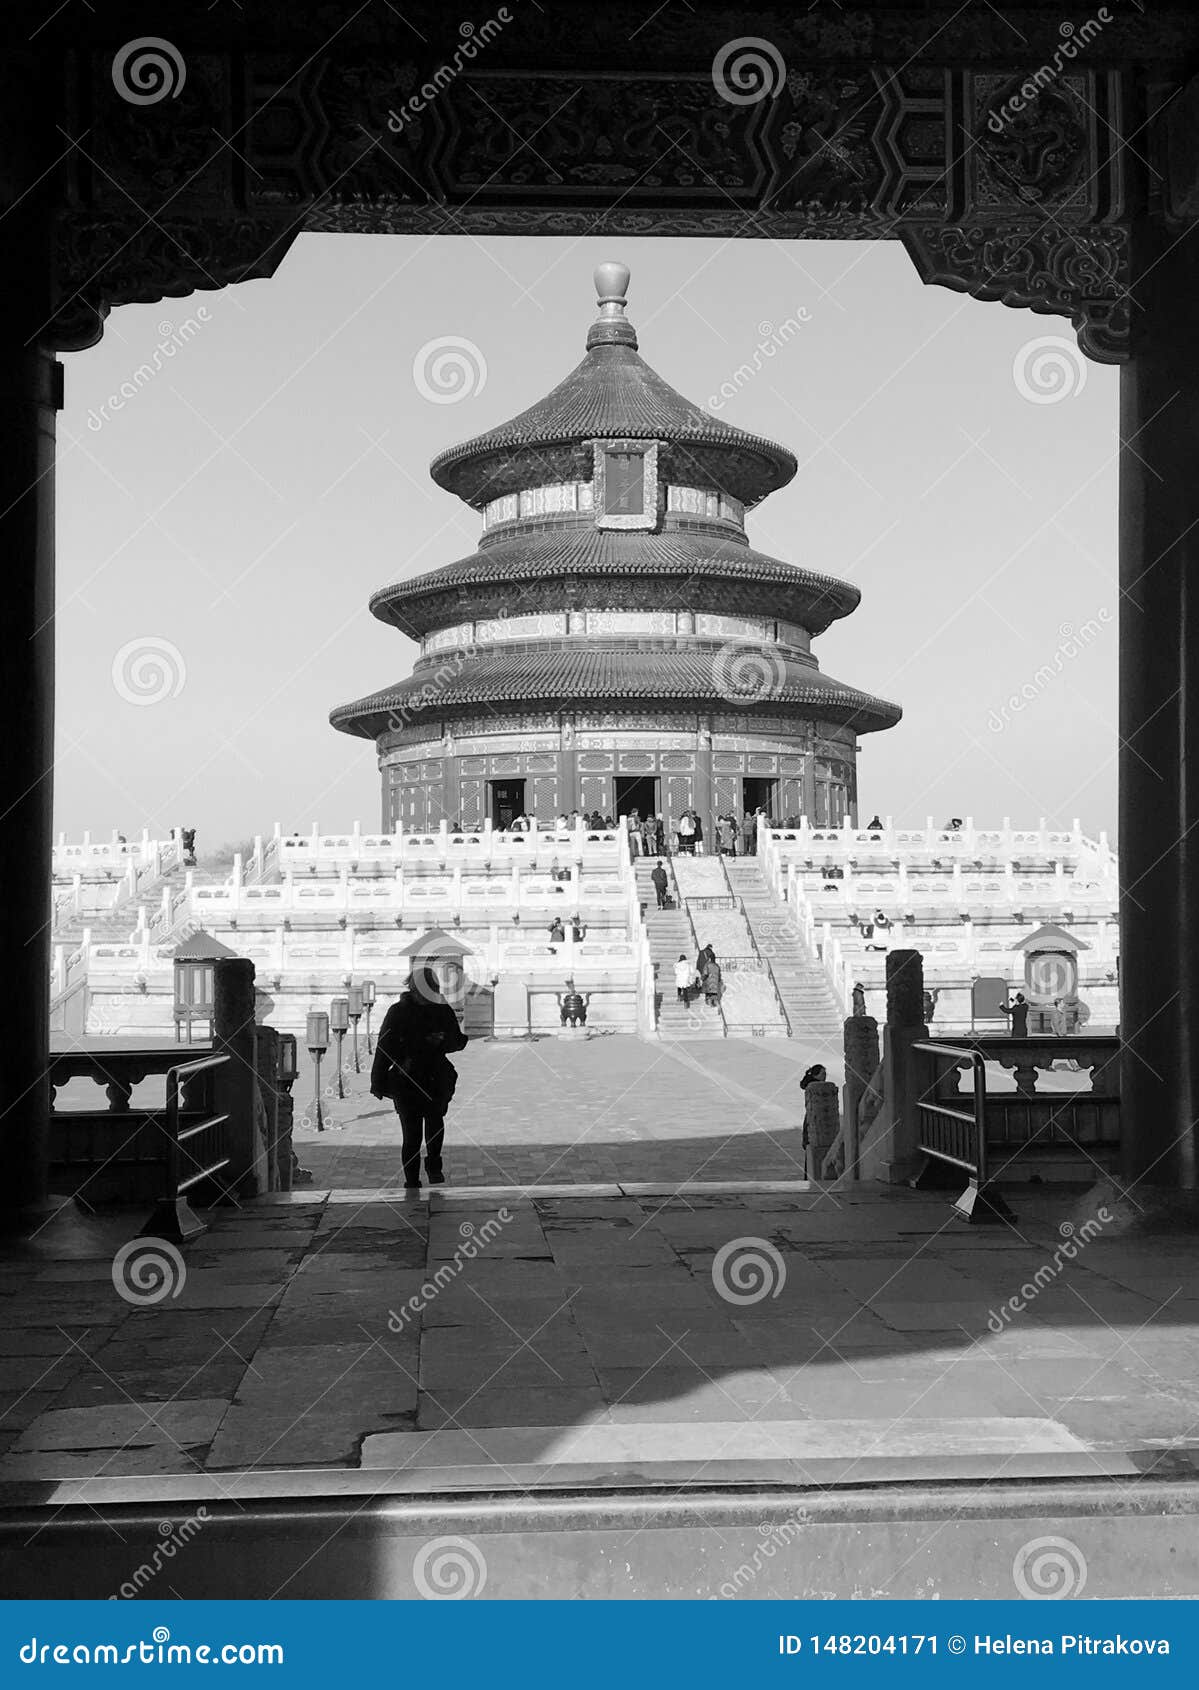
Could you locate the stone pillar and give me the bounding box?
[211,958,268,1198]
[804,1081,839,1181]
[695,716,714,842]
[858,949,928,1185]
[842,1012,880,1180]
[254,1024,281,1194]
[1118,194,1199,1193]
[560,714,578,813]
[0,212,61,1229]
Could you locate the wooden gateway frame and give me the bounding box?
[3,1,1198,1219]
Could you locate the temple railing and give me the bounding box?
[916,1034,1120,1171]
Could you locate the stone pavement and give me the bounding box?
[3,1179,1199,1489]
[294,1034,826,1189]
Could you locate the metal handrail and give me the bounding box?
[911,1040,1012,1222]
[143,1051,233,1241]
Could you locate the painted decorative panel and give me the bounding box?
[475,611,568,644]
[424,623,474,654]
[578,753,614,771]
[618,751,654,772]
[697,613,770,642]
[660,752,695,771]
[585,609,676,636]
[580,775,610,814]
[458,779,484,829]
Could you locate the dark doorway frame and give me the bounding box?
[489,780,526,830]
[614,775,659,822]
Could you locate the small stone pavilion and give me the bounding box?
[332,264,900,833]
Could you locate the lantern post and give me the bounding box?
[305,1012,328,1133]
[330,996,349,1099]
[362,978,377,1054]
[347,983,364,1074]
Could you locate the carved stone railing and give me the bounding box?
[922,1034,1120,1166]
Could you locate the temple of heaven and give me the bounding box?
[331,263,901,833]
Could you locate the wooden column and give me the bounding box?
[0,211,60,1228]
[1118,203,1199,1193]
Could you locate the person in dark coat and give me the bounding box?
[703,954,722,1007]
[1001,992,1029,1037]
[369,965,469,1190]
[650,861,668,909]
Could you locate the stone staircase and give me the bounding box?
[632,858,725,1039]
[723,857,846,1052]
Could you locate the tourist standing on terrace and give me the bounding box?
[370,965,469,1191]
[677,810,696,854]
[1001,992,1029,1036]
[741,811,756,856]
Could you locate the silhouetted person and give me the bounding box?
[180,827,197,866]
[370,965,469,1190]
[650,861,668,909]
[1001,992,1029,1037]
[548,916,565,944]
[866,815,882,831]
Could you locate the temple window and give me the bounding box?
[591,439,659,530]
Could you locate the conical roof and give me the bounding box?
[429,262,797,509]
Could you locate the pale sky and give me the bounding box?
[55,233,1119,852]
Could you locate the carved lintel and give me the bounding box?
[47,215,299,351]
[900,222,1130,364]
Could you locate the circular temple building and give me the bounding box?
[331,263,901,832]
